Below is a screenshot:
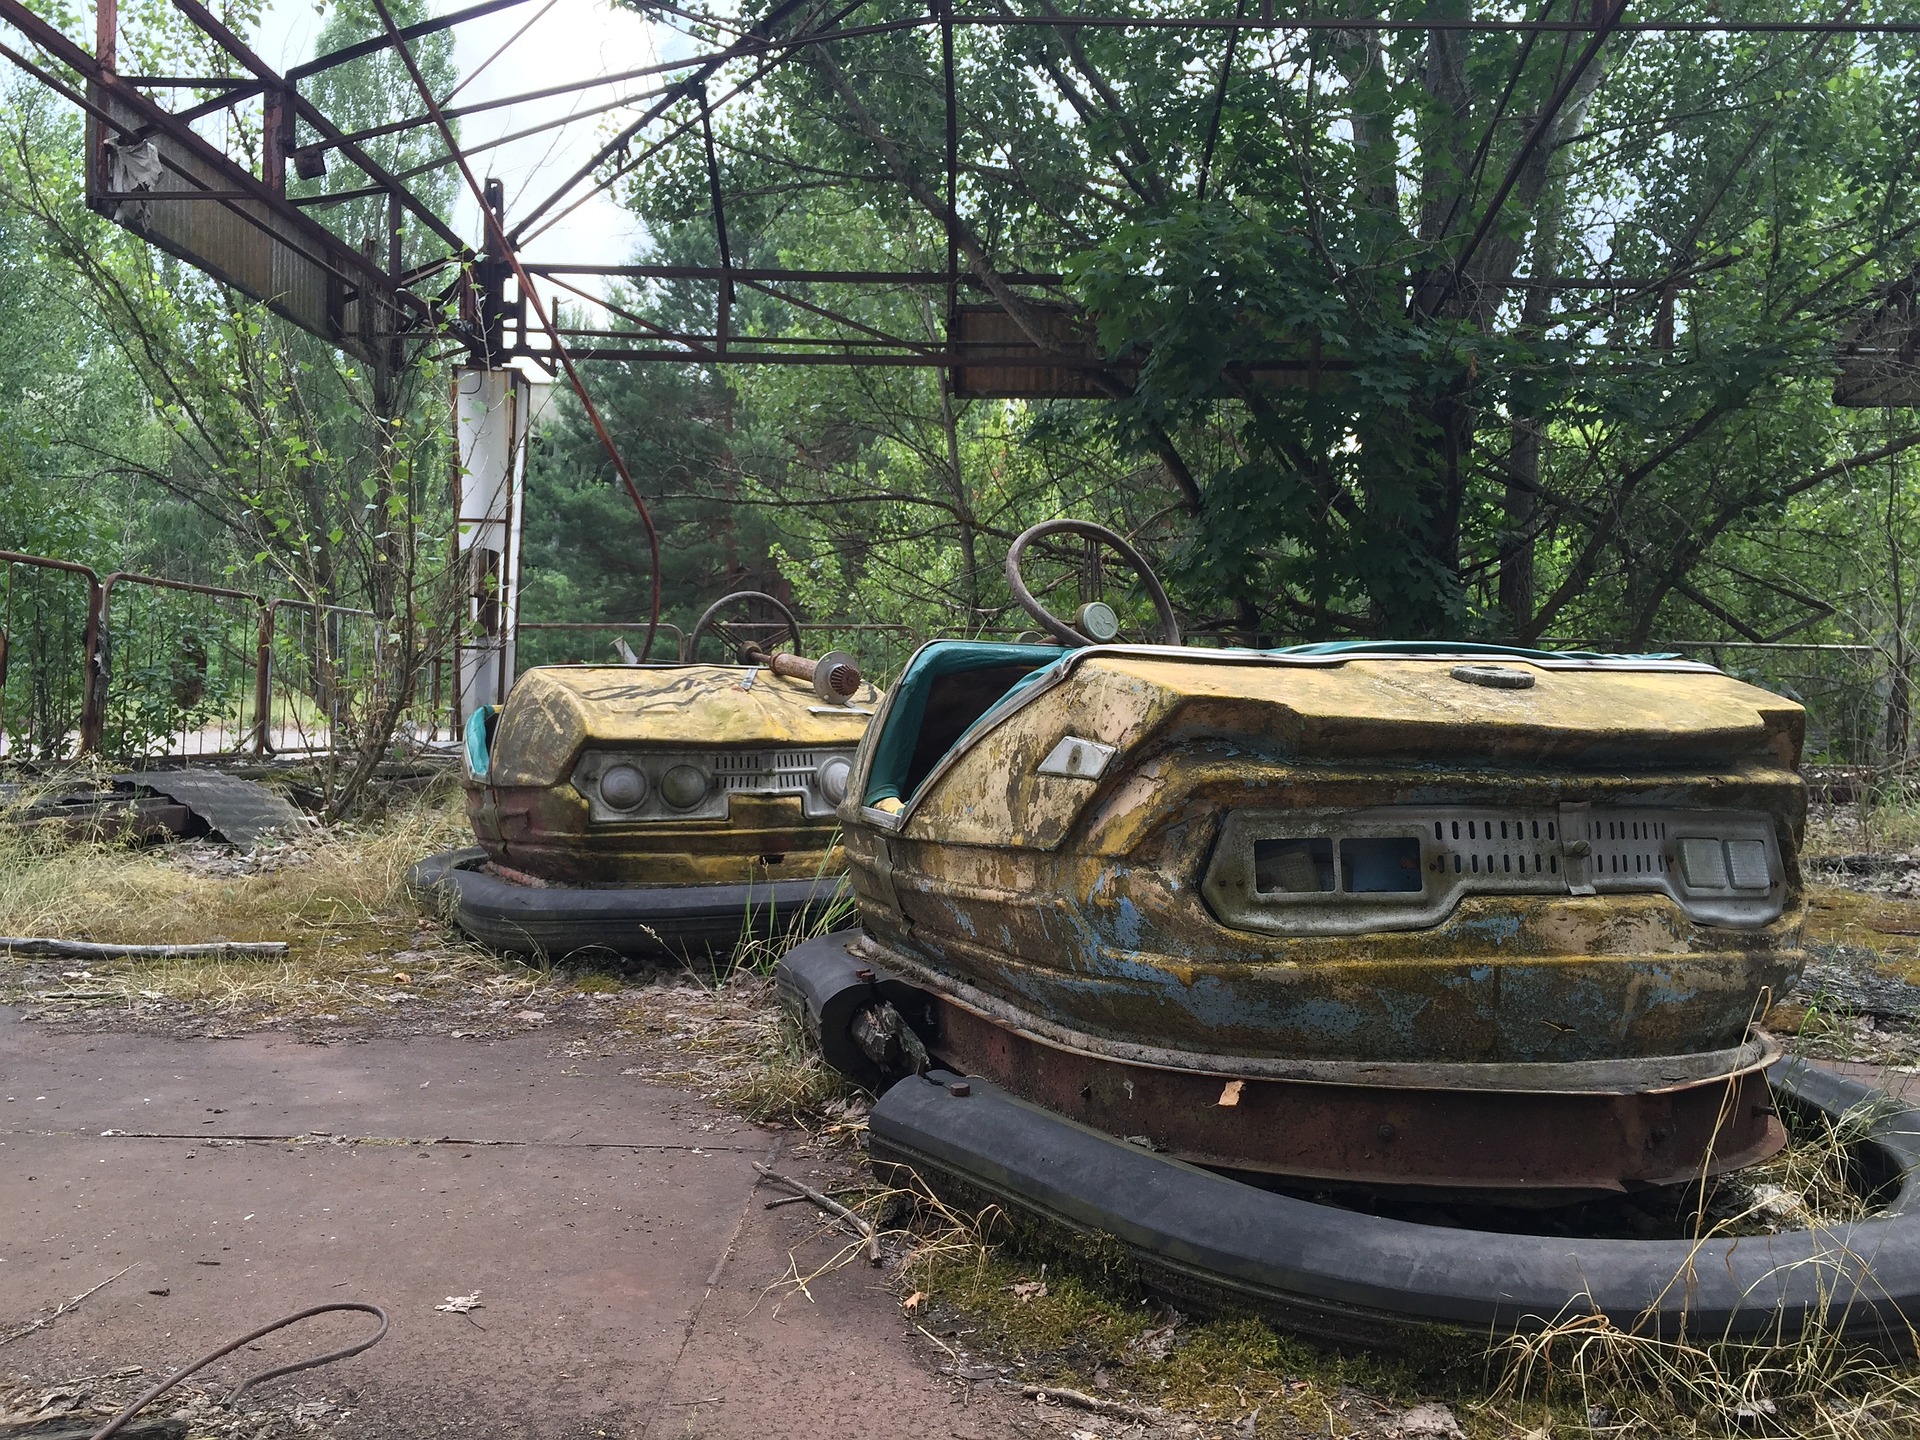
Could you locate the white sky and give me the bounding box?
[253,0,694,279]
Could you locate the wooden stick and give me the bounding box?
[1022,1386,1163,1423]
[753,1163,883,1263]
[763,1187,868,1209]
[0,938,288,960]
[0,1265,135,1347]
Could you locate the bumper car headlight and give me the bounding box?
[597,763,648,810]
[661,763,712,810]
[816,754,852,807]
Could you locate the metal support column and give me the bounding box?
[453,365,547,725]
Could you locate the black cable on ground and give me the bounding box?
[87,1302,389,1440]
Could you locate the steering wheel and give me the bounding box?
[683,590,804,663]
[1005,520,1180,648]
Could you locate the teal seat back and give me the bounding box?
[864,641,1066,806]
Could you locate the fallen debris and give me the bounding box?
[753,1162,882,1263]
[0,1419,184,1440]
[113,769,305,851]
[1022,1385,1163,1424]
[433,1293,483,1315]
[763,1186,867,1210]
[0,1265,134,1348]
[1388,1402,1466,1440]
[0,938,288,961]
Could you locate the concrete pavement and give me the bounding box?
[0,1010,1027,1438]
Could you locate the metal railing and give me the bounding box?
[0,552,450,764]
[0,550,104,760]
[100,571,261,758]
[2,545,1912,770]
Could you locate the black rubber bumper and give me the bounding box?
[773,929,933,1088]
[410,847,848,958]
[868,1061,1920,1347]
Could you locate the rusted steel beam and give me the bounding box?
[952,11,1920,31]
[167,0,467,256]
[285,0,534,80]
[924,984,1782,1200]
[698,87,733,354]
[524,263,1066,285]
[509,0,864,245]
[120,74,250,86]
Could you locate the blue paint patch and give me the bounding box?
[1457,914,1523,946]
[1113,897,1144,951]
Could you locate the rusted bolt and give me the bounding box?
[1377,1122,1396,1142]
[947,1081,971,1098]
[855,967,875,983]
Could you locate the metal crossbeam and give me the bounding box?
[2,0,1910,380]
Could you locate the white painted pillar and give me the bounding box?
[453,366,549,725]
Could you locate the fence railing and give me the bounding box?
[0,552,451,764]
[3,546,1912,770]
[0,550,103,760]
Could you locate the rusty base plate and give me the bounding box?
[919,989,1783,1204]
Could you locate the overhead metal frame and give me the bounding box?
[0,0,1914,387]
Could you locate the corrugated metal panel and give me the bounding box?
[85,92,397,365]
[948,302,1116,399]
[1836,279,1920,405]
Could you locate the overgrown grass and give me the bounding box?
[0,776,526,1017]
[1809,792,1920,859]
[801,1083,1920,1439]
[0,776,464,948]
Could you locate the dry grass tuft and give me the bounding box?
[0,778,524,1018]
[1486,1308,1920,1439]
[1483,1093,1920,1439]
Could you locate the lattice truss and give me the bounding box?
[0,0,1916,399]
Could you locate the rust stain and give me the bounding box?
[849,652,1806,1070]
[469,663,875,884]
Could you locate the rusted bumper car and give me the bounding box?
[778,521,1920,1342]
[413,593,873,958]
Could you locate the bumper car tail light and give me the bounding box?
[1726,838,1772,890]
[1677,836,1729,888]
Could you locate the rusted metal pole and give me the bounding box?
[78,578,106,756]
[744,647,862,701]
[367,0,663,661]
[253,600,276,756]
[262,85,289,196]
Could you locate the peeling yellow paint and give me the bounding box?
[846,651,1806,1066]
[468,663,875,884]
